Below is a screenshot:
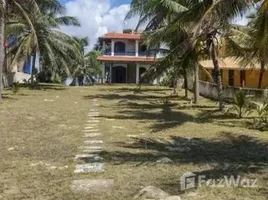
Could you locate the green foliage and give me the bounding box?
[251,101,268,131]
[10,82,20,94]
[227,90,252,118]
[4,0,81,83]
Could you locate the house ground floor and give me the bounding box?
[101,62,160,84]
[200,68,268,89]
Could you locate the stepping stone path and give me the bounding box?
[74,154,104,161]
[84,133,103,138]
[84,140,103,145]
[74,163,105,173]
[83,129,100,132]
[71,98,114,194]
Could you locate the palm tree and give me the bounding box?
[126,0,200,103]
[72,37,102,78]
[128,0,253,110]
[220,2,268,89]
[248,8,268,89]
[0,0,68,98]
[0,0,6,101]
[5,0,80,85]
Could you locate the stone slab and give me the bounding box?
[84,133,103,138]
[82,146,102,150]
[71,179,114,194]
[80,146,103,153]
[74,163,105,173]
[74,154,104,161]
[84,127,95,130]
[83,149,102,153]
[84,140,103,145]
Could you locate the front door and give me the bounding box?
[112,66,126,83]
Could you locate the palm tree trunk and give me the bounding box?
[209,40,224,110]
[31,51,37,85]
[0,0,6,101]
[183,67,188,98]
[194,62,199,104]
[258,60,265,89]
[173,75,177,95]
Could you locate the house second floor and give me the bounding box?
[97,30,165,60]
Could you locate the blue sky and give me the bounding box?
[60,0,137,50]
[60,0,131,7]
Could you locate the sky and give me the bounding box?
[59,0,135,50]
[59,0,249,51]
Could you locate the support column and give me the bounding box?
[111,40,115,56]
[109,63,112,83]
[126,65,128,84]
[102,41,106,53]
[102,63,105,84]
[135,40,139,57]
[136,63,140,84]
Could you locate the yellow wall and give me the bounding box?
[261,72,268,88]
[234,70,240,87]
[222,69,229,86]
[246,70,259,88]
[200,69,213,82]
[201,68,268,89]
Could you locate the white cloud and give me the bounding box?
[60,0,138,50]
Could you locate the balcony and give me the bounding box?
[114,51,136,56]
[103,49,158,57]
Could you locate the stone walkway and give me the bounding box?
[71,99,114,194]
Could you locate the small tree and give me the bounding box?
[227,90,252,118]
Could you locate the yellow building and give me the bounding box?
[200,57,268,89]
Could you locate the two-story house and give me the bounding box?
[97,30,162,84]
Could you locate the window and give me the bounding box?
[228,70,234,86]
[240,70,246,87]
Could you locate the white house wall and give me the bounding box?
[113,39,135,53]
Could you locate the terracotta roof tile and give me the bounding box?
[99,33,141,40]
[200,57,259,70]
[97,56,156,63]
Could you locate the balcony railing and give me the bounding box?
[102,50,162,57]
[114,51,136,56]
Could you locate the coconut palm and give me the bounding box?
[6,0,80,85]
[0,0,5,101]
[0,0,69,99]
[72,37,102,78]
[128,0,253,110]
[219,2,268,89]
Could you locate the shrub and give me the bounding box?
[10,82,20,94]
[250,102,268,131]
[227,90,252,118]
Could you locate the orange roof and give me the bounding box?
[99,33,141,40]
[200,57,259,70]
[97,56,156,63]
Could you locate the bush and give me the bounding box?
[10,82,20,94]
[250,102,268,131]
[227,90,252,118]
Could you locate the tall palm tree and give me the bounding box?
[72,37,102,78]
[0,0,6,101]
[5,0,80,85]
[0,0,67,98]
[128,0,253,110]
[220,2,268,89]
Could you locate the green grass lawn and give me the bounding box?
[0,84,268,199]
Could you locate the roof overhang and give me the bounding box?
[97,56,156,63]
[99,33,142,41]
